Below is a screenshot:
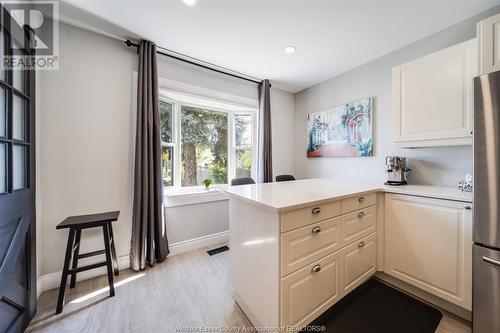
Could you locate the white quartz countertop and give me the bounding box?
[225,178,472,212]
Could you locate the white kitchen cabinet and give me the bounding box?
[341,233,377,295]
[341,206,376,247]
[280,216,342,276]
[478,13,500,75]
[392,39,476,148]
[384,194,473,310]
[281,251,341,328]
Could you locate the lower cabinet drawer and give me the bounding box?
[281,216,342,276]
[341,233,377,295]
[341,193,376,214]
[341,205,376,246]
[281,201,341,233]
[281,251,341,327]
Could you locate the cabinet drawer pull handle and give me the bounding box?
[311,207,321,215]
[358,211,365,218]
[464,206,472,210]
[311,226,321,234]
[483,256,500,267]
[358,196,366,203]
[311,264,321,273]
[357,241,366,248]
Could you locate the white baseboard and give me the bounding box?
[36,230,229,295]
[37,255,130,294]
[168,230,229,256]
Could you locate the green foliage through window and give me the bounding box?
[159,101,172,143]
[180,106,228,187]
[159,98,253,188]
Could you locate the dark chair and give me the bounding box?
[275,175,296,182]
[231,177,256,186]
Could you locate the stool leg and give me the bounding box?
[102,224,115,297]
[70,229,81,288]
[107,222,119,276]
[56,227,76,314]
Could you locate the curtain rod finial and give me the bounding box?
[125,39,138,47]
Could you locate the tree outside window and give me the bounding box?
[180,106,228,187]
[159,96,255,189]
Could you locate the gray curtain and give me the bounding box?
[258,79,273,183]
[130,40,169,271]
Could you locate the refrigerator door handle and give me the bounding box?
[483,256,500,267]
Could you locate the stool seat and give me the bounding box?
[55,211,120,314]
[56,211,120,229]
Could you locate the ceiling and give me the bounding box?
[62,0,500,93]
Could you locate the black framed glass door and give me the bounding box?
[0,5,36,333]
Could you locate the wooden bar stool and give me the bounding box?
[55,211,120,314]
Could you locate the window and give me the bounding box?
[159,94,256,190]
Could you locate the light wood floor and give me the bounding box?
[29,244,471,333]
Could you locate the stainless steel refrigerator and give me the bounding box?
[473,70,500,333]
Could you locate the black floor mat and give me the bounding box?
[207,245,229,256]
[306,278,443,333]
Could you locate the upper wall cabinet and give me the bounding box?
[478,13,500,75]
[392,39,476,148]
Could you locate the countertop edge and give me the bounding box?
[384,188,473,203]
[226,186,473,213]
[227,188,382,213]
[225,192,281,213]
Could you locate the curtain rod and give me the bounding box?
[125,40,264,86]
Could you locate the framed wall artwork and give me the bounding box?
[307,98,373,158]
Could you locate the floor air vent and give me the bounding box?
[207,245,229,256]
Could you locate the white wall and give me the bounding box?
[271,88,296,177]
[166,200,228,245]
[40,23,137,277]
[38,23,295,288]
[295,7,499,187]
[157,56,258,101]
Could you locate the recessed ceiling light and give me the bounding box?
[183,0,196,6]
[284,45,296,54]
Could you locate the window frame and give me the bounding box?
[0,28,31,194]
[159,99,175,187]
[160,94,257,192]
[230,113,256,181]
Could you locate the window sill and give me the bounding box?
[163,186,229,208]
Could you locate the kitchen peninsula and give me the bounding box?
[226,178,473,329]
